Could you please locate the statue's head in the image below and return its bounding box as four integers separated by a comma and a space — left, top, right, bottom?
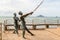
19, 11, 23, 15
14, 13, 16, 16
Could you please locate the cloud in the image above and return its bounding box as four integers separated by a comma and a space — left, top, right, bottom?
32, 0, 60, 17
0, 0, 60, 17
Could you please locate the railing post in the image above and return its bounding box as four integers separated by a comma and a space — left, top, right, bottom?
46, 25, 49, 28
57, 19, 59, 27
33, 25, 36, 30
4, 20, 7, 30
0, 23, 2, 40
5, 25, 7, 30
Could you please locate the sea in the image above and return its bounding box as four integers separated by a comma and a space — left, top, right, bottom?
0, 16, 60, 30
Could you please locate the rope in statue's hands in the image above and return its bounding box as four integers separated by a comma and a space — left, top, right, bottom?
23, 0, 44, 15
33, 0, 44, 12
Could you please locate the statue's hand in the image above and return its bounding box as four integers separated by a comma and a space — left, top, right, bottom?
30, 12, 33, 15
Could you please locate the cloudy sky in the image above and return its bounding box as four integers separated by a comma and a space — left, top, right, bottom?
0, 0, 60, 17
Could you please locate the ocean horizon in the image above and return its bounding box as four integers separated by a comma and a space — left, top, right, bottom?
0, 16, 60, 30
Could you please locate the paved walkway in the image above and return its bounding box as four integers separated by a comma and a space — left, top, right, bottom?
2, 27, 60, 40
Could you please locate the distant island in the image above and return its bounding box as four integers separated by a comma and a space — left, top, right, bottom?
37, 15, 45, 17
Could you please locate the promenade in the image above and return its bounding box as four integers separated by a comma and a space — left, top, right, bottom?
2, 27, 60, 40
